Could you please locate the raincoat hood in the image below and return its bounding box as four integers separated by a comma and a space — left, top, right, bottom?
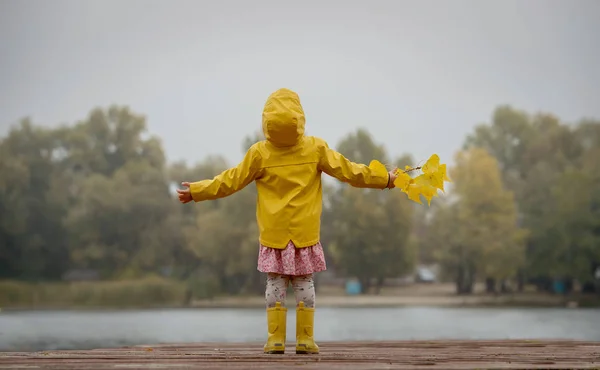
262, 88, 306, 147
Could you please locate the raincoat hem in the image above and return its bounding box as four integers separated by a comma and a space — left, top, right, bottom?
259, 237, 321, 249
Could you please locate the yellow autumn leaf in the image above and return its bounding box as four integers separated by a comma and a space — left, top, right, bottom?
420, 172, 444, 192
422, 154, 440, 174
414, 175, 439, 205
440, 164, 451, 182
406, 184, 423, 204
420, 154, 446, 191
394, 171, 413, 191
392, 154, 450, 206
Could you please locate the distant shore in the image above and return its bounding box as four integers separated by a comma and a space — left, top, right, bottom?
3, 293, 596, 311
188, 283, 599, 309
2, 280, 598, 311
189, 292, 580, 309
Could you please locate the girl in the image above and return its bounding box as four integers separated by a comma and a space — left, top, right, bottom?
177, 88, 397, 354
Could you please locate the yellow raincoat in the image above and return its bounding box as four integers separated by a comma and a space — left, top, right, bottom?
190, 88, 390, 249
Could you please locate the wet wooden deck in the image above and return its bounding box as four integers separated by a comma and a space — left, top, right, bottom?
1, 340, 599, 369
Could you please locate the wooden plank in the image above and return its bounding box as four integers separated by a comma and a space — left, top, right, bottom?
1, 340, 599, 369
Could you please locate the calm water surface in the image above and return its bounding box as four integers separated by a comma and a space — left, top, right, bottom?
1, 307, 599, 351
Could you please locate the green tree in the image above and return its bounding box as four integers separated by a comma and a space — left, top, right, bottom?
0, 120, 70, 280
432, 148, 526, 294
56, 106, 184, 278
540, 121, 600, 287
0, 106, 187, 281
327, 129, 415, 293
465, 106, 600, 292
178, 132, 264, 296
64, 161, 179, 277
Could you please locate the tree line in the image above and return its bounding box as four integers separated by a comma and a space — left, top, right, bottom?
0, 105, 598, 295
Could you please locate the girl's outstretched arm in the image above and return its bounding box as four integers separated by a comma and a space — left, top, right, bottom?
317, 138, 396, 189
178, 145, 262, 203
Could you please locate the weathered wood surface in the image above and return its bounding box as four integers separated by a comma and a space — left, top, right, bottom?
1, 340, 599, 369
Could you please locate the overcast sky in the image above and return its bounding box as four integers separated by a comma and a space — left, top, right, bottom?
1, 0, 599, 167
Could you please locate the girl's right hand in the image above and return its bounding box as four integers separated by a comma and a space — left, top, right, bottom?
177, 182, 193, 203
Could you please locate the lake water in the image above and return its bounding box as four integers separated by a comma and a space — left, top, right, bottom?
1, 307, 599, 351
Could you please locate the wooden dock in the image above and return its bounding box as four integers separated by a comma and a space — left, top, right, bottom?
1, 340, 599, 369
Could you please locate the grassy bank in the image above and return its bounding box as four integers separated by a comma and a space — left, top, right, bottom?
0, 277, 188, 309
1, 280, 598, 310
190, 283, 587, 308
190, 292, 574, 308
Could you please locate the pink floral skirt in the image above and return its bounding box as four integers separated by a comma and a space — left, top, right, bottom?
257, 240, 327, 276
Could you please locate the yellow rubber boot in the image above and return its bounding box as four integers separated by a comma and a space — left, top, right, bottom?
264, 301, 287, 354
296, 301, 319, 354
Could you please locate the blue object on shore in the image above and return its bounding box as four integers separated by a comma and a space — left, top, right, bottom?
346, 280, 361, 295
553, 280, 565, 294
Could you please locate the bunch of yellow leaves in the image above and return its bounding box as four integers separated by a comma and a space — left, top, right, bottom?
368, 154, 451, 205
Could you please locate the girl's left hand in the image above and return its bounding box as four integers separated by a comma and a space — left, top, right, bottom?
387, 170, 398, 189
177, 182, 193, 203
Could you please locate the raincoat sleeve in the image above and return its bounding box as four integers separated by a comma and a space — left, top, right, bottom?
317, 139, 389, 189
189, 146, 262, 201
